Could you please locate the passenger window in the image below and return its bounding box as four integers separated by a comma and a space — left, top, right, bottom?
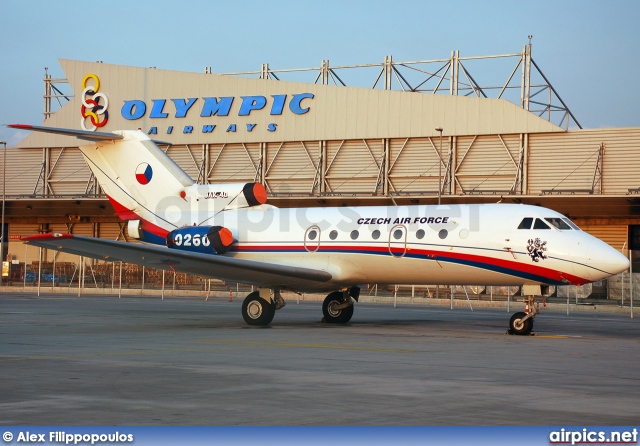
438, 229, 448, 239
533, 218, 551, 229
545, 218, 571, 230
393, 229, 403, 240
371, 230, 381, 240
350, 230, 359, 240
329, 230, 338, 240
517, 217, 533, 229
308, 229, 318, 240
416, 229, 425, 239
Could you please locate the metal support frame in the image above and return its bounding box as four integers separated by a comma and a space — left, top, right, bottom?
542, 143, 605, 195
217, 44, 580, 129
591, 143, 604, 194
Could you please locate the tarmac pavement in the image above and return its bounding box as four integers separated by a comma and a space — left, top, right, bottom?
0, 292, 638, 425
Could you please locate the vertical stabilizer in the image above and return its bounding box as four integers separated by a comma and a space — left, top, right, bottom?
80, 130, 195, 234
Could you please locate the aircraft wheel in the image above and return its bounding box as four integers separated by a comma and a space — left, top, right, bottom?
322, 291, 354, 324
242, 291, 276, 326
509, 311, 533, 336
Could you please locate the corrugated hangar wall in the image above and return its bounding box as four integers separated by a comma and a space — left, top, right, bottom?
528, 128, 640, 194
4, 127, 640, 259
578, 224, 628, 253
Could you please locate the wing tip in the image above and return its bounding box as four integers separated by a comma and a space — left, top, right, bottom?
7, 124, 34, 130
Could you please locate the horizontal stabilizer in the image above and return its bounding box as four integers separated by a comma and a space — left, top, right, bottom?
7, 124, 123, 141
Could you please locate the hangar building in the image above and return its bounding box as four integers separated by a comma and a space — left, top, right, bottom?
3, 45, 639, 295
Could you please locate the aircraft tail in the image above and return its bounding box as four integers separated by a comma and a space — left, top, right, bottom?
81, 130, 196, 233
8, 125, 268, 244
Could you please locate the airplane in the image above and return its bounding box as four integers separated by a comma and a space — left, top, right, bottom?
8, 124, 631, 335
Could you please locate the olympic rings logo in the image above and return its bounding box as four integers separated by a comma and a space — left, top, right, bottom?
80, 73, 109, 131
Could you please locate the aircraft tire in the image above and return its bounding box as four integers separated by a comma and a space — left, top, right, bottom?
509, 311, 533, 336
322, 291, 354, 324
242, 291, 276, 326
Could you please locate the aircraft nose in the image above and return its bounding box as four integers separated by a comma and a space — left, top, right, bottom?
586, 239, 630, 280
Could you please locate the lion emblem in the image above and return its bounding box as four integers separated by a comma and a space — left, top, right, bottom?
527, 238, 547, 262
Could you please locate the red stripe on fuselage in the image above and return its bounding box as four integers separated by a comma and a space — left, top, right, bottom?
231, 243, 589, 285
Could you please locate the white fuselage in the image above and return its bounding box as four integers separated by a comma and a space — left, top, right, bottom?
156, 202, 629, 292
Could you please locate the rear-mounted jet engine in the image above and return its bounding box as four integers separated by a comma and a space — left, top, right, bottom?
166, 225, 234, 255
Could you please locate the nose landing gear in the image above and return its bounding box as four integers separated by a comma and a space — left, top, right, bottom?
508, 295, 538, 335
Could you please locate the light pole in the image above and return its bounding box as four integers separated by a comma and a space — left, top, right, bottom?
433, 129, 443, 301
0, 140, 6, 286
435, 128, 443, 205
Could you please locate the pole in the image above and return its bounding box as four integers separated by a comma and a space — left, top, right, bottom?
435, 128, 443, 205
393, 285, 398, 308
118, 261, 122, 299
0, 141, 6, 288
37, 247, 42, 297
463, 285, 473, 311
78, 256, 82, 298
450, 286, 453, 310
23, 244, 27, 289
630, 250, 634, 319
162, 270, 165, 300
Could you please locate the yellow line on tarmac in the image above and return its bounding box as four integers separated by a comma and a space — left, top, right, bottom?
0, 346, 237, 363
198, 339, 420, 353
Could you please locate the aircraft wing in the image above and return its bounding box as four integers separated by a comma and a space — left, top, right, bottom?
22, 233, 332, 288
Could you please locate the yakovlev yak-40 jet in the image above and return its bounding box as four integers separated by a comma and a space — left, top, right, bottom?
9, 124, 630, 334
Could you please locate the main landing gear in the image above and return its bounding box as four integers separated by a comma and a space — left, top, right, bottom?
240, 287, 360, 326
322, 288, 360, 324
241, 289, 286, 326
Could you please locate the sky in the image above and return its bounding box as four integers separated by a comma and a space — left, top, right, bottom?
1, 0, 639, 146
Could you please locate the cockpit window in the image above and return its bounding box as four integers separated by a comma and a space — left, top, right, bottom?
563, 218, 581, 230
517, 217, 533, 229
545, 218, 572, 230
533, 218, 551, 229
